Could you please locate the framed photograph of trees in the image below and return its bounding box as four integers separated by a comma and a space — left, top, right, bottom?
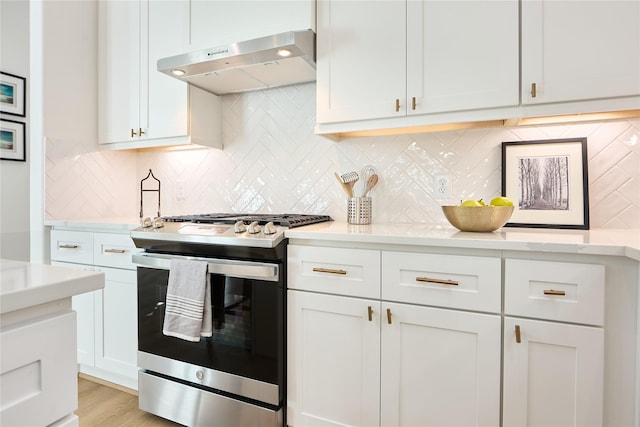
501, 138, 589, 229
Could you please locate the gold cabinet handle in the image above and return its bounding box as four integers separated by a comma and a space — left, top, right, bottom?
395, 99, 400, 112
368, 306, 373, 322
312, 267, 347, 275
139, 128, 145, 135
543, 289, 566, 296
104, 248, 126, 254
131, 128, 137, 137
58, 244, 79, 249
515, 325, 521, 343
531, 82, 537, 98
386, 308, 392, 324
416, 277, 458, 286
411, 96, 416, 110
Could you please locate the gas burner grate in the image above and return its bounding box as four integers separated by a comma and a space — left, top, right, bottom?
162, 213, 332, 228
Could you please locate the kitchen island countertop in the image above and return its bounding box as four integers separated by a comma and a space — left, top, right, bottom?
285, 222, 640, 261
0, 259, 104, 315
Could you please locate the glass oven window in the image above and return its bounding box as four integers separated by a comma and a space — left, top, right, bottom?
137, 267, 283, 385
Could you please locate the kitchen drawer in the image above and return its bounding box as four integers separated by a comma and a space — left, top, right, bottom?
287, 245, 381, 299
50, 230, 94, 265
93, 232, 141, 270
504, 259, 605, 326
382, 251, 501, 313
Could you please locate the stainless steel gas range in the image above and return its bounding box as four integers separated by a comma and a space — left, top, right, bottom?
130, 213, 331, 427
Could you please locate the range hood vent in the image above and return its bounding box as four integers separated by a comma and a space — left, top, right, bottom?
158, 30, 316, 95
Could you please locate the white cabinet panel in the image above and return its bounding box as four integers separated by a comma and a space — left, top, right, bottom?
383, 251, 501, 312
0, 312, 77, 427
287, 291, 380, 427
287, 245, 381, 299
50, 230, 93, 265
521, 0, 640, 105
505, 258, 605, 326
94, 267, 138, 381
407, 0, 518, 114
316, 0, 406, 123
503, 317, 604, 427
93, 232, 141, 270
381, 303, 501, 427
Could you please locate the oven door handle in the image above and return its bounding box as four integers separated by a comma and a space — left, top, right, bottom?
132, 252, 279, 282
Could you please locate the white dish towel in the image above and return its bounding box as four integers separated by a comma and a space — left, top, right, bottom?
163, 258, 212, 342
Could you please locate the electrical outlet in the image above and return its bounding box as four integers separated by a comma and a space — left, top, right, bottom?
433, 174, 451, 198
176, 180, 186, 200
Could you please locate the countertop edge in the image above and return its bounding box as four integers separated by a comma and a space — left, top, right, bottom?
285, 223, 640, 261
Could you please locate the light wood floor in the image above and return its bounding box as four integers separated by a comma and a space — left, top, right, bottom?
76, 375, 181, 426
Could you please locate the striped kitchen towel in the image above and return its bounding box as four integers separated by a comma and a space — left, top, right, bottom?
163, 258, 211, 341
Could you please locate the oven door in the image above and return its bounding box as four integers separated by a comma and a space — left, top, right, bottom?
133, 252, 284, 407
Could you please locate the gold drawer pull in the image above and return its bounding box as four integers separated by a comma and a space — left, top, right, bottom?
515, 325, 521, 343
59, 244, 79, 249
395, 99, 400, 112
411, 96, 416, 110
368, 306, 373, 322
531, 82, 537, 98
416, 277, 458, 286
312, 267, 347, 275
104, 248, 126, 254
543, 289, 566, 296
386, 308, 392, 325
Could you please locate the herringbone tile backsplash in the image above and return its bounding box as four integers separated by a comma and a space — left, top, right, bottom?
46, 82, 640, 229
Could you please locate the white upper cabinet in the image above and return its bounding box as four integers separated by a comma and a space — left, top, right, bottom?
316, 0, 407, 123
406, 0, 519, 115
98, 0, 221, 150
189, 0, 316, 50
521, 0, 640, 106
316, 0, 519, 124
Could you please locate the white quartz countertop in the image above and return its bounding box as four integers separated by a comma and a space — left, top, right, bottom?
45, 217, 140, 233
0, 260, 105, 315
285, 222, 640, 261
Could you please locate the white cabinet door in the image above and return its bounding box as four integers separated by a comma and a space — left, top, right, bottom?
73, 290, 96, 366
94, 266, 139, 381
503, 317, 604, 427
316, 0, 406, 123
381, 303, 501, 427
407, 0, 518, 114
521, 0, 640, 105
98, 0, 142, 144
287, 291, 380, 427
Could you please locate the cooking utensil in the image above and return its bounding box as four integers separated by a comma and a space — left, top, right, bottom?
334, 172, 353, 197
359, 165, 377, 196
339, 171, 359, 197
363, 173, 379, 196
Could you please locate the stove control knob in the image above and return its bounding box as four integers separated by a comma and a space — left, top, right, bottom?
264, 221, 277, 235
234, 221, 247, 233
152, 217, 164, 229
196, 370, 204, 381
247, 221, 261, 234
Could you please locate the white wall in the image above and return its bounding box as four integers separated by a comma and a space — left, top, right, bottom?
0, 0, 30, 261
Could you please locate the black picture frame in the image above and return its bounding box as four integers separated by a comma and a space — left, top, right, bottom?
1, 119, 26, 162
501, 138, 589, 230
0, 71, 26, 117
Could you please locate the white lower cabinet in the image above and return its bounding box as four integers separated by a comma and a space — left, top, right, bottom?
51, 228, 141, 389
380, 303, 501, 427
503, 258, 605, 427
287, 291, 381, 426
287, 245, 501, 427
503, 317, 604, 427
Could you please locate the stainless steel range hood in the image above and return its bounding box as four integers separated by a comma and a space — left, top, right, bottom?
158, 30, 315, 95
